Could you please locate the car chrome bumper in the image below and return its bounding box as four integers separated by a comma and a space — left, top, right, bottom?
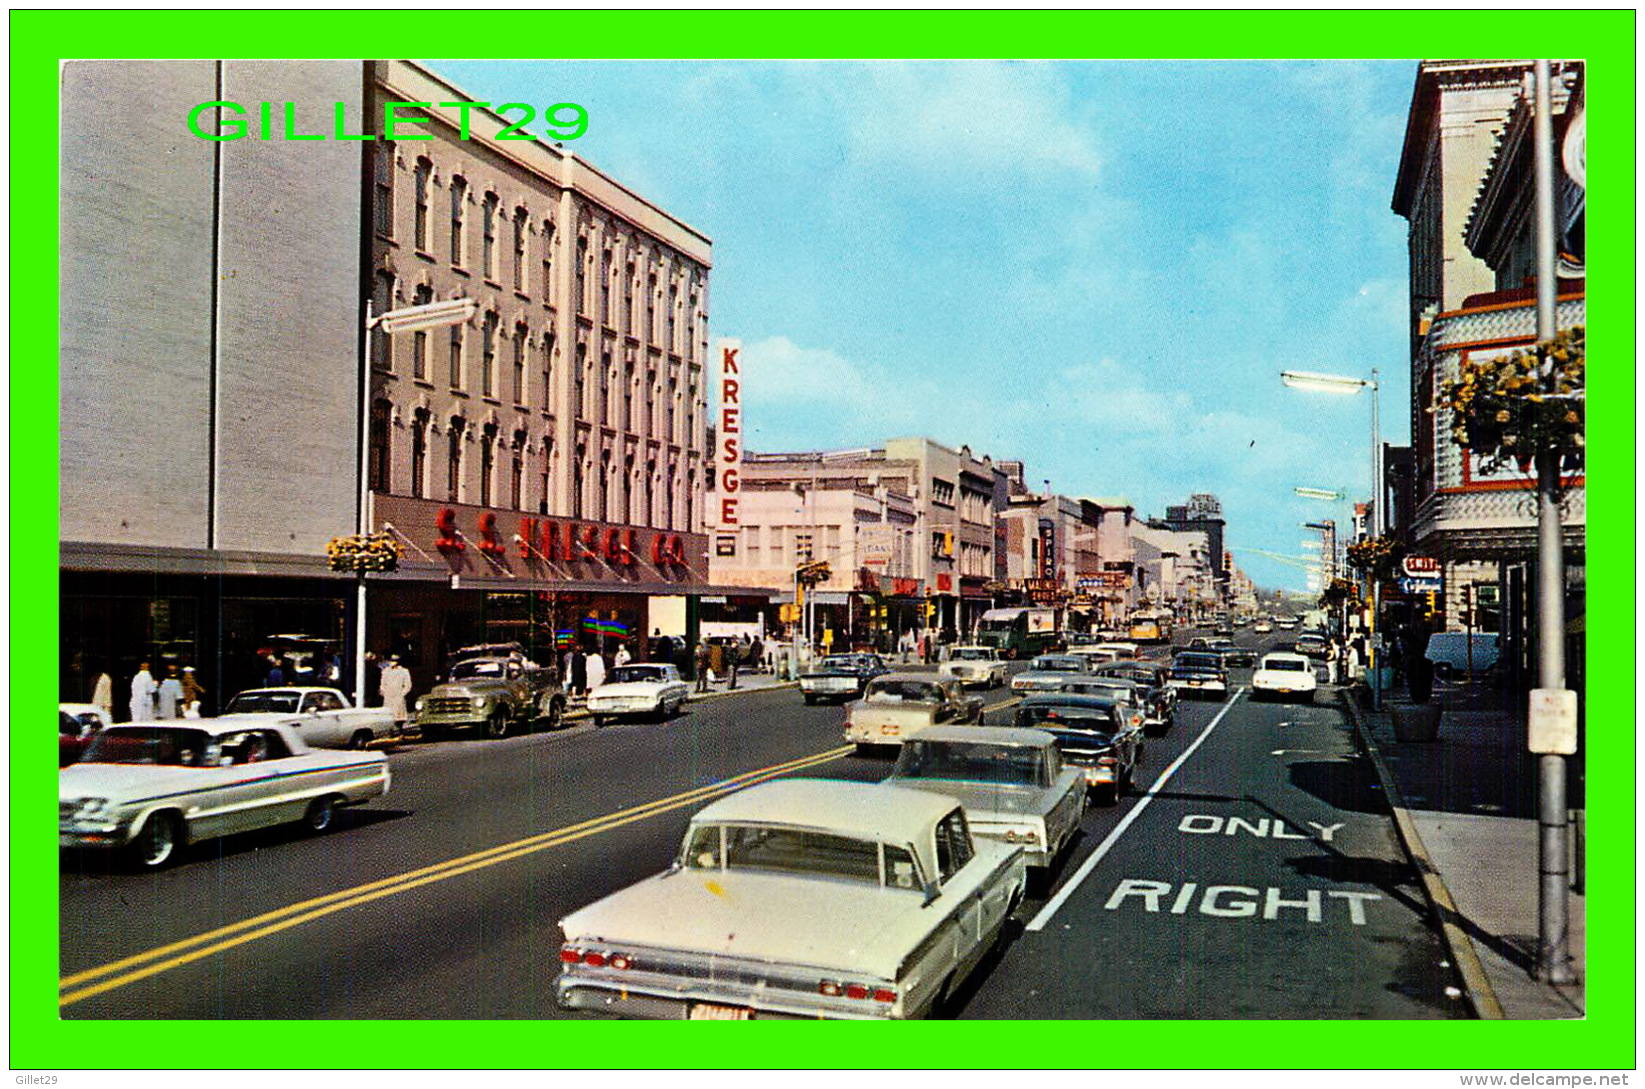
557, 979, 894, 1021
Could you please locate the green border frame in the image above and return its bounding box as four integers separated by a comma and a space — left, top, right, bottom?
12, 8, 1635, 1071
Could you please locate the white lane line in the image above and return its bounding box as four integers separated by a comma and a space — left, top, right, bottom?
1027, 687, 1246, 931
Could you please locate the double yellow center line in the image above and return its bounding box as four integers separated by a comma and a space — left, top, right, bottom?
60, 744, 852, 1008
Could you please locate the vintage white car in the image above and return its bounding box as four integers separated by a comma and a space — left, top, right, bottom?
556, 778, 1027, 1020
938, 646, 1007, 689
1251, 652, 1319, 703
221, 686, 401, 749
844, 673, 983, 751
60, 719, 391, 870
886, 726, 1086, 871
586, 664, 691, 726
1009, 653, 1094, 693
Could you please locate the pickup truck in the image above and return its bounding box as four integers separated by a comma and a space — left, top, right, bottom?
220, 687, 400, 750
843, 672, 982, 752
413, 655, 565, 740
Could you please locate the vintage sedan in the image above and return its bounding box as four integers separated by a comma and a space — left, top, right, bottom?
1055, 677, 1149, 735
800, 654, 892, 704
886, 726, 1085, 871
586, 664, 691, 725
221, 686, 400, 750
1013, 694, 1143, 804
1251, 652, 1319, 703
60, 719, 390, 870
59, 703, 112, 767
937, 646, 1007, 689
1167, 652, 1229, 699
844, 673, 983, 751
1093, 661, 1177, 735
1008, 653, 1093, 694
556, 778, 1027, 1020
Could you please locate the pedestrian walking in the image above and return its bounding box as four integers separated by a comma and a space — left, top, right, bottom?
569, 645, 588, 697
380, 655, 413, 726
694, 640, 711, 693
181, 666, 207, 717
363, 651, 383, 707
586, 648, 607, 693
614, 642, 632, 668
749, 636, 764, 673
91, 670, 114, 719
128, 661, 157, 722
156, 666, 185, 720
727, 639, 742, 690
265, 655, 286, 687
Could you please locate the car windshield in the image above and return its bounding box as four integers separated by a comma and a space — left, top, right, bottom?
82, 727, 214, 767
225, 691, 300, 714
611, 666, 666, 684
894, 741, 1048, 788
864, 679, 942, 703
1030, 656, 1084, 672
1263, 658, 1309, 672
453, 660, 505, 679
950, 648, 992, 661
683, 824, 920, 889
1017, 703, 1117, 732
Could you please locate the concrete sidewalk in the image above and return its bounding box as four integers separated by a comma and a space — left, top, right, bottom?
1341, 681, 1585, 1019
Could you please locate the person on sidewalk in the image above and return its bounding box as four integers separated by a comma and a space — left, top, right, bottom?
726, 639, 741, 690
749, 636, 764, 673
155, 666, 185, 720
614, 641, 632, 668
694, 640, 711, 693
586, 647, 606, 693
380, 655, 413, 728
181, 666, 207, 718
91, 669, 114, 719
128, 661, 157, 723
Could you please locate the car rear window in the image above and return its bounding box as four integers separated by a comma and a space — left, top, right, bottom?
1263, 658, 1309, 672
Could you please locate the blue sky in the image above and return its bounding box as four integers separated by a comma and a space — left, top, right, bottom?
429, 59, 1418, 593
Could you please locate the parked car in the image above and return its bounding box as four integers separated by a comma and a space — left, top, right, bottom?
937, 646, 1007, 689
221, 686, 400, 750
886, 726, 1085, 871
413, 654, 565, 740
1093, 661, 1177, 735
844, 673, 982, 751
1095, 641, 1140, 659
1251, 652, 1318, 703
1424, 632, 1500, 678
1012, 694, 1143, 804
1009, 653, 1092, 693
586, 664, 691, 725
556, 778, 1027, 1020
60, 720, 389, 870
801, 653, 892, 704
59, 703, 112, 767
1167, 652, 1229, 699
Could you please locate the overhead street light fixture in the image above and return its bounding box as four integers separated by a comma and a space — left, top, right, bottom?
1294, 486, 1345, 501
372, 297, 479, 335
1280, 369, 1374, 395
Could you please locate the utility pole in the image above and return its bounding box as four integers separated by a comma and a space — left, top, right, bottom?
1530, 58, 1574, 986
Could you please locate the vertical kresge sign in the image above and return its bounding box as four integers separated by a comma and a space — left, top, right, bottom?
716, 339, 743, 532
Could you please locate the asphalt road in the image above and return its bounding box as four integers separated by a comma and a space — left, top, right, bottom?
59, 628, 1465, 1019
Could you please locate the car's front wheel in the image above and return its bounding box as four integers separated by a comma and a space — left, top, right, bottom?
303, 795, 340, 834
127, 811, 183, 870
483, 710, 512, 740
348, 730, 374, 751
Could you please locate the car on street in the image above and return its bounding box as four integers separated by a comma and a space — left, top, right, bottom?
221, 686, 400, 750
1251, 652, 1319, 703
1092, 660, 1177, 735
1009, 653, 1092, 693
937, 646, 1007, 689
60, 719, 390, 870
844, 673, 982, 751
886, 726, 1085, 872
1252, 620, 1274, 634
1054, 677, 1149, 734
1293, 633, 1332, 661
586, 663, 691, 725
413, 653, 565, 740
1167, 652, 1229, 699
1094, 641, 1140, 659
801, 653, 892, 703
59, 703, 112, 767
555, 778, 1028, 1020
1206, 640, 1258, 668
1012, 694, 1144, 804
1275, 617, 1300, 630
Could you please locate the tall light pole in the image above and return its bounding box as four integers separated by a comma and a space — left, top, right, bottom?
1283, 368, 1384, 708
356, 296, 476, 707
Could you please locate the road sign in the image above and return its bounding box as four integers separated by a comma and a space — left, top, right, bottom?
1398, 576, 1441, 594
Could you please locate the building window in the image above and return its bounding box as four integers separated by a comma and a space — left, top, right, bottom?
645, 460, 657, 527
448, 321, 464, 389
666, 466, 676, 528
371, 272, 395, 370
600, 450, 612, 521
574, 343, 587, 419
410, 409, 429, 499
411, 284, 432, 380
599, 351, 611, 426
687, 291, 698, 362
511, 431, 526, 510
600, 248, 613, 324
573, 446, 586, 518
685, 470, 694, 531
576, 236, 589, 315
646, 368, 657, 434
369, 400, 391, 491
480, 311, 499, 397
447, 420, 464, 502
623, 455, 635, 522
512, 208, 528, 292
795, 532, 814, 563
541, 332, 555, 410
413, 158, 432, 251
623, 359, 635, 432
624, 261, 635, 333
481, 193, 499, 280
646, 272, 658, 343
449, 176, 467, 266
539, 441, 553, 515
542, 220, 555, 305
374, 148, 394, 239
668, 377, 678, 443
480, 424, 497, 508
667, 283, 678, 353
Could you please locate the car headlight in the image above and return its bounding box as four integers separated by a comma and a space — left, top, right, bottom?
471, 696, 489, 710
414, 697, 426, 712
73, 797, 110, 820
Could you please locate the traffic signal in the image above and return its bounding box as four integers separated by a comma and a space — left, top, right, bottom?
1424, 590, 1438, 620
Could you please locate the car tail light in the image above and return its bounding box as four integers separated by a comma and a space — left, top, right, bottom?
844, 983, 869, 1000
582, 951, 607, 967
821, 980, 896, 1003
872, 988, 896, 1003
819, 980, 842, 997
560, 946, 581, 963
607, 953, 632, 970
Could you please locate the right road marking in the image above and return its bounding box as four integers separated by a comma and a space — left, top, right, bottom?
1027, 688, 1245, 931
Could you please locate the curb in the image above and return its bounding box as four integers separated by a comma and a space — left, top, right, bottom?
1337, 690, 1506, 1020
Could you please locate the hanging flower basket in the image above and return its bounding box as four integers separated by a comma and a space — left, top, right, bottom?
1319, 577, 1360, 608
327, 532, 401, 573
1345, 536, 1405, 582
1434, 326, 1585, 474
